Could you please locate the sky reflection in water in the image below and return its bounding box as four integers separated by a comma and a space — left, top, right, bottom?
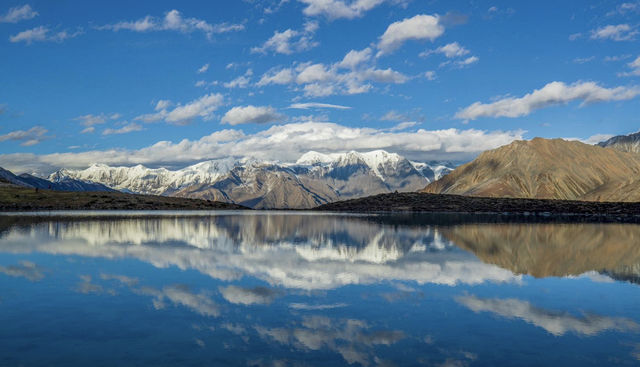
0, 212, 639, 366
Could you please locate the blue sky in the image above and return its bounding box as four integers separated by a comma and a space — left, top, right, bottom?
0, 0, 639, 173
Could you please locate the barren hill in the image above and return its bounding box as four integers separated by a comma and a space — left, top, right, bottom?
423, 138, 640, 202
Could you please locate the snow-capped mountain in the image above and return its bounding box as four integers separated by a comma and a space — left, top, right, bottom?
52, 150, 456, 209
0, 166, 113, 192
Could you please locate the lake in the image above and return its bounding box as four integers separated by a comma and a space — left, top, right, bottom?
0, 211, 639, 366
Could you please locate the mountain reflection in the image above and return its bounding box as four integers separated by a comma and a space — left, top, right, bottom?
441, 223, 640, 282
0, 214, 517, 289
2, 215, 640, 288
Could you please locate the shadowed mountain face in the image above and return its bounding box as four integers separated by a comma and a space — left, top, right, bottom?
441, 223, 640, 281
423, 138, 640, 202
598, 131, 640, 154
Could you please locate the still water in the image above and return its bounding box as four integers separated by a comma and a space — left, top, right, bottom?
0, 211, 639, 366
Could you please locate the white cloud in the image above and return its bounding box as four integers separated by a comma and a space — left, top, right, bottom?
0, 4, 38, 23
219, 285, 280, 305
98, 9, 244, 40
298, 0, 386, 19
155, 100, 171, 111
197, 63, 209, 73
0, 121, 524, 173
0, 126, 48, 146
454, 55, 478, 67
424, 71, 436, 80
102, 123, 143, 135
458, 295, 639, 336
74, 113, 120, 127
338, 47, 372, 69
590, 24, 638, 41
251, 21, 318, 55
136, 93, 224, 124
221, 105, 283, 125
456, 81, 640, 120
257, 58, 408, 97
568, 32, 582, 41
224, 69, 253, 88
380, 110, 408, 121
421, 42, 469, 58
257, 68, 296, 86
289, 102, 351, 109
9, 26, 82, 44
620, 56, 640, 76
573, 56, 595, 64
578, 133, 615, 145
377, 14, 444, 56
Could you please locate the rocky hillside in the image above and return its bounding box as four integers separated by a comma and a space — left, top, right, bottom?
422, 138, 640, 202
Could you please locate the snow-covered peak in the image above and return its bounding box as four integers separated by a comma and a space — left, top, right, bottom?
296, 151, 336, 165
358, 150, 403, 169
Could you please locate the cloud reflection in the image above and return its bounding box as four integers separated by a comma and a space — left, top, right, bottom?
457, 295, 639, 336
0, 260, 45, 281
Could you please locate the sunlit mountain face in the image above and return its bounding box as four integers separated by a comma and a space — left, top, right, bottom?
1, 213, 639, 366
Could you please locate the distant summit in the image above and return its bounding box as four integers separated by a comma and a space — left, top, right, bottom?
423, 138, 640, 202
598, 131, 640, 154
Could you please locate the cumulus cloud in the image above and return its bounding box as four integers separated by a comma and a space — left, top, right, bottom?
98, 9, 244, 39
298, 0, 386, 19
9, 26, 82, 44
102, 123, 143, 135
0, 4, 38, 23
455, 81, 640, 120
0, 126, 48, 146
221, 105, 283, 125
590, 24, 638, 41
0, 261, 44, 281
251, 21, 318, 54
458, 295, 639, 336
0, 121, 523, 174
377, 14, 445, 56
136, 93, 224, 124
219, 285, 281, 305
289, 102, 351, 109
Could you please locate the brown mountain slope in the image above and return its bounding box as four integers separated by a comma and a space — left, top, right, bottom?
423, 138, 640, 202
441, 224, 640, 278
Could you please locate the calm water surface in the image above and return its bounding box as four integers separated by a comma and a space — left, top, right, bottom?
0, 211, 639, 366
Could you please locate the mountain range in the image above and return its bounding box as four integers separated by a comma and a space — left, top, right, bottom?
423, 137, 640, 202
51, 150, 455, 209
0, 167, 114, 192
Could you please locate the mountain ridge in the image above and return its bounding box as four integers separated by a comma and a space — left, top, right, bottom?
52, 150, 455, 209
